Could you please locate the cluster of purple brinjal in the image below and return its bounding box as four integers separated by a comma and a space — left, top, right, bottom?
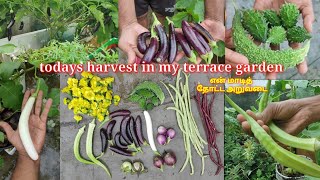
137, 13, 218, 64
100, 109, 148, 156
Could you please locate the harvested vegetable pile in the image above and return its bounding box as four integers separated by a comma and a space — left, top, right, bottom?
62, 72, 120, 122
162, 69, 207, 175
232, 3, 311, 68
138, 13, 224, 64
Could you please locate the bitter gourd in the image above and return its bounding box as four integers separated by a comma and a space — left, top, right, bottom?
280, 3, 299, 29
267, 26, 286, 45
242, 10, 268, 42
233, 10, 310, 68
287, 26, 312, 43
264, 10, 281, 27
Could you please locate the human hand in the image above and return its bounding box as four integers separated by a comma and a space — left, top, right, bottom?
118, 22, 149, 64
225, 29, 249, 67
175, 19, 226, 64
0, 90, 52, 159
253, 0, 314, 79
237, 97, 320, 136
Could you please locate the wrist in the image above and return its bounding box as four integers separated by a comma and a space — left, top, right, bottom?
18, 154, 40, 167
119, 18, 138, 32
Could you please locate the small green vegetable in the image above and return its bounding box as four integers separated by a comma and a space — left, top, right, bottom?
287, 26, 312, 43
280, 3, 299, 29
264, 10, 281, 27
74, 125, 94, 165
232, 10, 310, 68
267, 26, 286, 45
86, 119, 112, 177
242, 10, 268, 42
121, 161, 133, 174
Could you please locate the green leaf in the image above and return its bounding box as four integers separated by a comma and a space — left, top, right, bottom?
146, 103, 154, 111
172, 12, 188, 28
293, 80, 309, 88
88, 5, 105, 33
48, 108, 59, 117
138, 98, 146, 110
0, 44, 16, 54
136, 89, 154, 99
128, 94, 141, 103
151, 96, 160, 106
0, 61, 21, 80
302, 122, 320, 138
38, 78, 49, 98
48, 88, 60, 107
296, 87, 314, 99
0, 81, 23, 111
212, 40, 225, 57
175, 0, 194, 9
192, 1, 204, 22
0, 131, 5, 143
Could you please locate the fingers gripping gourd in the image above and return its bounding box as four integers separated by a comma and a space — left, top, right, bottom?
232, 10, 310, 68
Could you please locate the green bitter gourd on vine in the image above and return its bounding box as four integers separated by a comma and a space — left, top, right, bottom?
232, 10, 310, 68
267, 26, 286, 45
242, 10, 269, 42
279, 3, 299, 29
264, 10, 281, 27
287, 26, 312, 43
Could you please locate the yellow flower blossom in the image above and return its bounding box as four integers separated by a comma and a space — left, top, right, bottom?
113, 95, 120, 106
61, 87, 70, 93
72, 87, 81, 97
74, 115, 82, 122
81, 71, 93, 79
79, 78, 88, 87
67, 78, 78, 87
95, 94, 104, 101
83, 89, 95, 101
63, 98, 70, 105
105, 91, 112, 100
97, 113, 105, 122
100, 77, 114, 86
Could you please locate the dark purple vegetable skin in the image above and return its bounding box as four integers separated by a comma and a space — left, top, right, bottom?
142, 37, 159, 63
153, 155, 164, 171
182, 20, 207, 56
126, 117, 134, 143
135, 115, 148, 145
114, 132, 128, 149
110, 146, 136, 156
128, 117, 140, 147
191, 23, 214, 42
193, 29, 211, 52
110, 109, 131, 118
175, 32, 192, 58
167, 19, 177, 64
152, 13, 169, 63
100, 129, 108, 153
163, 151, 177, 167
104, 120, 116, 140
137, 32, 151, 54
120, 116, 133, 144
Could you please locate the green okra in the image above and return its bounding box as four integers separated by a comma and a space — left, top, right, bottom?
226, 95, 320, 177
74, 125, 94, 165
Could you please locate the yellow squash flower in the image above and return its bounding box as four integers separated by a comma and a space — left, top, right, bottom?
74, 115, 82, 122
113, 95, 121, 106
81, 71, 93, 79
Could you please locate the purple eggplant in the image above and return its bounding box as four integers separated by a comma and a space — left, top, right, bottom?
191, 23, 214, 42
135, 115, 148, 145
193, 29, 211, 52
142, 36, 159, 63
129, 116, 140, 147
110, 109, 131, 118
114, 132, 128, 149
120, 135, 129, 146
182, 21, 207, 55
152, 13, 169, 63
110, 146, 136, 156
167, 17, 177, 64
126, 117, 134, 143
100, 129, 108, 153
137, 32, 151, 54
120, 116, 133, 144
175, 32, 197, 63
104, 120, 116, 140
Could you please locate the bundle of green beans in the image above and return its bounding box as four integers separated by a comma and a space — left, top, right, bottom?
162, 69, 207, 175
225, 81, 320, 177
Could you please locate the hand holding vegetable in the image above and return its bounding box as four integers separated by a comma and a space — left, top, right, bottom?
0, 90, 52, 159
118, 22, 149, 64
253, 0, 314, 78
237, 96, 320, 135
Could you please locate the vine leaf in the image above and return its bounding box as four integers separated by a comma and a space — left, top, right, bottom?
0, 81, 23, 111
38, 78, 49, 98
0, 44, 16, 54
0, 61, 21, 80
